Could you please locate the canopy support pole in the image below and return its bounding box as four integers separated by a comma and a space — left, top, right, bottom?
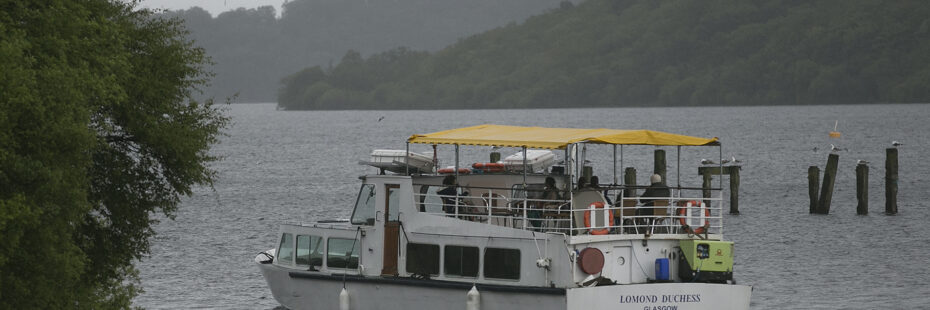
455, 144, 461, 218
405, 142, 410, 176
565, 146, 573, 189
613, 145, 618, 185
676, 146, 681, 188
620, 145, 624, 182
522, 146, 528, 230
718, 145, 723, 192
581, 144, 587, 181
718, 143, 724, 235
568, 143, 576, 234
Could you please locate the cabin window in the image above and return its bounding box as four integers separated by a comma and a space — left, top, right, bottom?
484, 248, 520, 280
276, 233, 294, 265
351, 184, 376, 225
444, 245, 478, 278
296, 235, 323, 269
386, 185, 400, 221
327, 238, 360, 269
406, 243, 439, 275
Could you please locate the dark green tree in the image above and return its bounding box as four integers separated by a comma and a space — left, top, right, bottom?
0, 0, 227, 308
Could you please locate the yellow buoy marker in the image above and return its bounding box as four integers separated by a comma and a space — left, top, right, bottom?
829, 120, 841, 138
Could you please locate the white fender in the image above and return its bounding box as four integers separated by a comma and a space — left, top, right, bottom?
466, 285, 480, 310
339, 287, 349, 310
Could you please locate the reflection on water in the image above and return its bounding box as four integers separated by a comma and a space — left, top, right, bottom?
135, 103, 930, 309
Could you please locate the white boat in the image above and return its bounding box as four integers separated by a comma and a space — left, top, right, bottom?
360, 149, 435, 174
502, 149, 557, 172
256, 124, 751, 310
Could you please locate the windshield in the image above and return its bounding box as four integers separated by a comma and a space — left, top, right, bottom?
350, 184, 376, 225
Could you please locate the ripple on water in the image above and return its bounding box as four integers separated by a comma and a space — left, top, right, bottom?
135, 103, 930, 309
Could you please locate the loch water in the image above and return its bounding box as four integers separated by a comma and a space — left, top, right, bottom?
133, 103, 930, 309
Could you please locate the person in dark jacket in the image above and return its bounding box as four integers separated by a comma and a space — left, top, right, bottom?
636, 174, 670, 229
437, 175, 466, 214
639, 174, 670, 213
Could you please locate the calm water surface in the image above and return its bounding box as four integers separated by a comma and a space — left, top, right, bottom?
134, 103, 930, 309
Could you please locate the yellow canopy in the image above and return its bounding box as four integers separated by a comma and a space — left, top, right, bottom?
408, 124, 718, 149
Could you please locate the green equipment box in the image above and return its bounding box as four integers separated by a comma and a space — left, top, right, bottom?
678, 240, 734, 283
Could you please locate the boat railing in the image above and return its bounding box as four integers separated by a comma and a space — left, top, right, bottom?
413, 185, 725, 236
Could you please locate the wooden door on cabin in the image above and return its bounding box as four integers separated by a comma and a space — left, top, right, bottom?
382, 184, 400, 275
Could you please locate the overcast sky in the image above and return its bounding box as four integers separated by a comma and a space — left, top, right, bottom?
139, 0, 286, 16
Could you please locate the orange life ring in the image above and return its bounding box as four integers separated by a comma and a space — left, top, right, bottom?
583, 202, 614, 235
472, 162, 505, 172
678, 200, 710, 234
437, 167, 471, 174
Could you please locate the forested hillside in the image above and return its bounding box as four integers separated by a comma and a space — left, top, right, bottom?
165, 0, 578, 101
278, 0, 930, 110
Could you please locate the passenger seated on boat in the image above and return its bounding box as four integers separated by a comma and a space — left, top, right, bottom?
588, 176, 612, 205
526, 177, 563, 227
575, 176, 586, 189
587, 176, 599, 189
437, 175, 468, 214
541, 177, 562, 207
637, 174, 670, 228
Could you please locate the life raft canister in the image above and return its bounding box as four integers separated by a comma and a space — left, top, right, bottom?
583, 202, 614, 235
678, 200, 710, 234
472, 162, 505, 173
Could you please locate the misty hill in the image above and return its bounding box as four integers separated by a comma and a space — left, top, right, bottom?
277, 0, 930, 110
165, 0, 579, 102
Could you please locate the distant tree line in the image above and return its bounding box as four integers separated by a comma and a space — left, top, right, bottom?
164, 0, 578, 102
278, 0, 930, 110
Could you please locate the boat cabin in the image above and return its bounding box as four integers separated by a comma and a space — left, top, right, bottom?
268, 125, 734, 290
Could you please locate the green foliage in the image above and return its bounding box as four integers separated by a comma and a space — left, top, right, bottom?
0, 0, 226, 308
278, 48, 430, 109
278, 0, 930, 109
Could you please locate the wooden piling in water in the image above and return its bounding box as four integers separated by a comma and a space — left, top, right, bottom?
623, 167, 637, 198
697, 166, 740, 214
885, 148, 898, 215
729, 167, 740, 215
654, 149, 666, 184
489, 152, 501, 163
817, 153, 839, 214
856, 163, 868, 215
582, 166, 593, 184
808, 166, 820, 214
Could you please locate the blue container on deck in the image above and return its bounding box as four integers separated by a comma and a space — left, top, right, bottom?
655, 258, 670, 281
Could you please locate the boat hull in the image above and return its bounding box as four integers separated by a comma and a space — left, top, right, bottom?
257, 260, 750, 310
567, 282, 751, 310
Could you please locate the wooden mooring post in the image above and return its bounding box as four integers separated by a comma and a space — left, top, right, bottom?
623, 167, 637, 198
728, 167, 740, 215
817, 153, 839, 214
856, 163, 868, 215
702, 172, 713, 209
582, 166, 594, 184
808, 166, 820, 214
490, 152, 501, 163
654, 149, 666, 185
885, 148, 898, 215
697, 166, 741, 215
